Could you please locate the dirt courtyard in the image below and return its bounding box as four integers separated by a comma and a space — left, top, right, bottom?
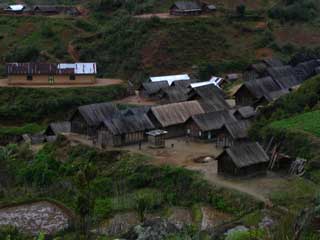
65, 134, 289, 204
0, 78, 124, 88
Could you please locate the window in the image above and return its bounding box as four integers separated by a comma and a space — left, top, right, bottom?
69, 74, 76, 80
27, 75, 33, 81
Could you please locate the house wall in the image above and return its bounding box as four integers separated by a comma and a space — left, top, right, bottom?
235, 87, 256, 106
70, 112, 93, 136
8, 74, 96, 85
164, 124, 186, 138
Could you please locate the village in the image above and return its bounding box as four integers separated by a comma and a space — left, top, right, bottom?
0, 0, 320, 239
4, 55, 319, 183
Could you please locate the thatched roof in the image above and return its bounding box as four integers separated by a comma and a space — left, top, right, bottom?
121, 106, 151, 116
189, 84, 229, 111
263, 58, 284, 67
233, 106, 256, 119
235, 76, 282, 101
190, 110, 237, 131
141, 81, 169, 95
150, 100, 205, 127
160, 86, 190, 103
294, 60, 320, 81
45, 121, 71, 136
224, 120, 251, 139
267, 66, 301, 89
74, 103, 119, 127
102, 114, 154, 135
218, 142, 269, 168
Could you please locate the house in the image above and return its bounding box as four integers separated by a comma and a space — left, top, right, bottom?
121, 106, 151, 117
148, 100, 205, 138
188, 84, 230, 111
185, 110, 237, 141
244, 58, 283, 81
6, 62, 97, 85
146, 129, 168, 148
222, 120, 251, 147
267, 66, 301, 89
97, 114, 154, 147
33, 5, 60, 14
139, 81, 169, 98
70, 103, 119, 137
45, 121, 71, 141
232, 106, 256, 120
216, 142, 269, 177
233, 76, 285, 106
170, 1, 202, 15
294, 60, 320, 82
149, 74, 190, 86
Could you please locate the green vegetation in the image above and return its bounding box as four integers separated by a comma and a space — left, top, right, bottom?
0, 123, 44, 136
0, 85, 127, 123
0, 137, 259, 238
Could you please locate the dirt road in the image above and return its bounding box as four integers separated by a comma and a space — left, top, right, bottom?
0, 78, 124, 88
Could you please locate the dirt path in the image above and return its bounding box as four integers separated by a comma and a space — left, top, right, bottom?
114, 95, 158, 106
134, 13, 213, 19
0, 78, 124, 88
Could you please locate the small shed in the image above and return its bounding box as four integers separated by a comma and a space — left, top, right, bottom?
146, 130, 168, 148
170, 1, 202, 15
45, 121, 71, 141
217, 142, 269, 177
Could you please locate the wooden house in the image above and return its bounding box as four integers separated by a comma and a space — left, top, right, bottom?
221, 120, 251, 147
185, 110, 236, 142
233, 76, 285, 106
188, 84, 229, 111
148, 100, 205, 138
97, 114, 154, 147
159, 86, 190, 103
139, 81, 169, 98
6, 62, 97, 85
244, 58, 283, 81
217, 142, 269, 177
294, 60, 320, 81
266, 66, 301, 89
70, 103, 119, 137
45, 121, 71, 141
146, 129, 168, 148
170, 1, 202, 15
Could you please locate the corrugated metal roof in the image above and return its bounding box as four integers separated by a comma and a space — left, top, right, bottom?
150, 74, 190, 86
190, 77, 223, 89
8, 4, 25, 11
58, 63, 97, 75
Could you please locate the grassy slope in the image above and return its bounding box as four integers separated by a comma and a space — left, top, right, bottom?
269, 110, 320, 138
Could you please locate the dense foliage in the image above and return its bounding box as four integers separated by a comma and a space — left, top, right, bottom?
0, 85, 127, 123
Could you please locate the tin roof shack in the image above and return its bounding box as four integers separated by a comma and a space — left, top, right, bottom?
4, 4, 25, 14
233, 77, 287, 107
146, 130, 168, 148
6, 62, 97, 85
70, 103, 119, 137
97, 115, 154, 147
232, 106, 256, 120
148, 100, 205, 138
185, 110, 237, 142
217, 142, 269, 177
170, 1, 202, 15
45, 121, 71, 142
